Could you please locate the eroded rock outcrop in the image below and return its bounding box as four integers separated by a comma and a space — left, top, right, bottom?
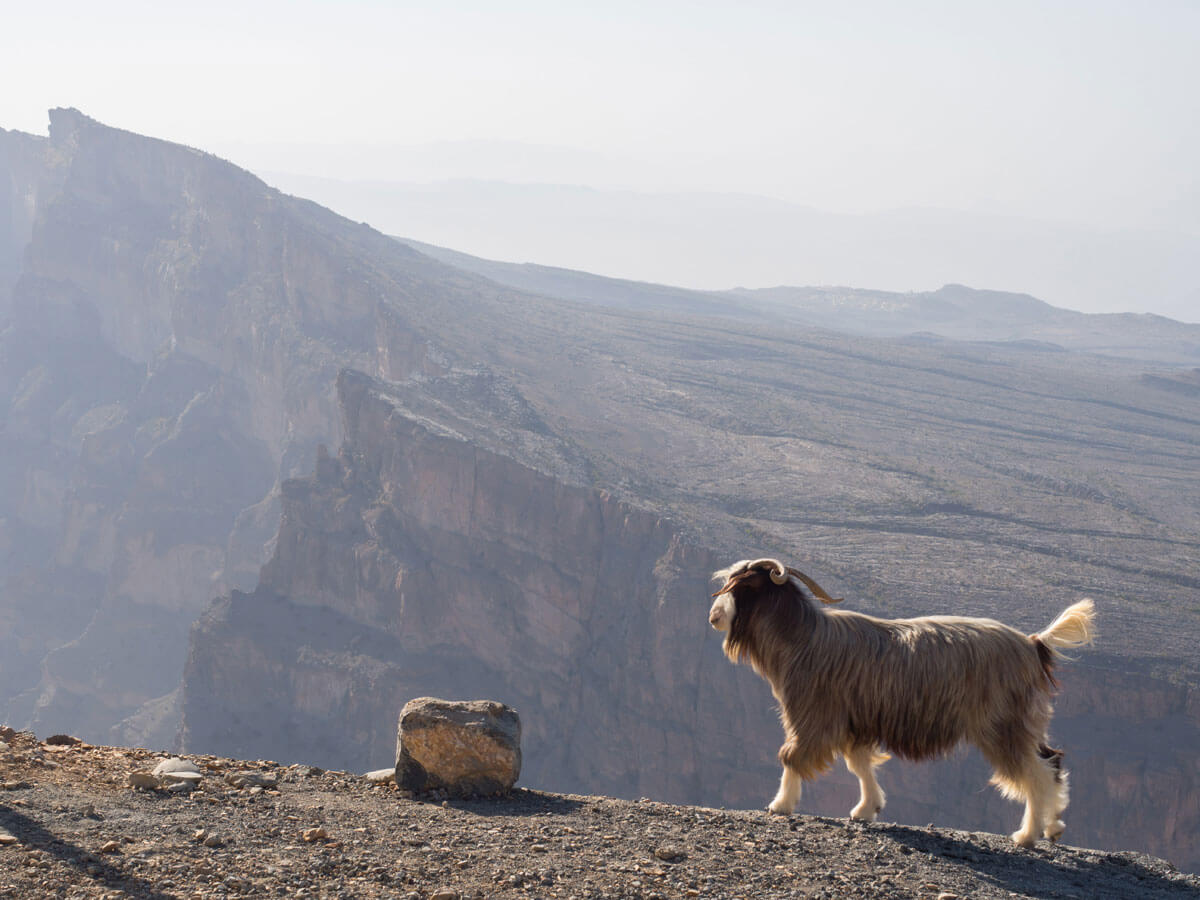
181, 370, 731, 805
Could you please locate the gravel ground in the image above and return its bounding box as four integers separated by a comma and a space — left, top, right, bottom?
2, 730, 1196, 899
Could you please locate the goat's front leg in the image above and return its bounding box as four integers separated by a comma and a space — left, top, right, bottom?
844, 746, 888, 822
768, 764, 802, 815
770, 735, 817, 815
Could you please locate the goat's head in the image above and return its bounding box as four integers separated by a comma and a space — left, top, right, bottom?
709, 558, 843, 632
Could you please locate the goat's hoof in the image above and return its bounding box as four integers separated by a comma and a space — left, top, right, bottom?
850, 806, 880, 823
767, 801, 794, 816
1044, 821, 1065, 843
1011, 830, 1038, 849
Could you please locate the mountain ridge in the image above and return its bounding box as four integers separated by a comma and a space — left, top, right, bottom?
397, 237, 1200, 364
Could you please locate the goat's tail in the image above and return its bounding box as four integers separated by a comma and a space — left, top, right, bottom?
1036, 599, 1096, 656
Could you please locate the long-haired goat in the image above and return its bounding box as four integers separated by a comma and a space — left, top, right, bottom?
708, 558, 1095, 847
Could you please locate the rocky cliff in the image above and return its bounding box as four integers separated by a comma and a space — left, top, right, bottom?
0, 109, 507, 746
3, 110, 1199, 872
181, 369, 1200, 871
183, 369, 734, 804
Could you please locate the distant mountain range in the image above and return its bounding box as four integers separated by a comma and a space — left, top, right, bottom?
261, 172, 1200, 323
400, 237, 1200, 364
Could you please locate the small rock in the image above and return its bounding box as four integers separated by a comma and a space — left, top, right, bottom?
159, 771, 202, 787
202, 834, 223, 848
152, 758, 201, 777
654, 846, 687, 863
302, 827, 329, 842
430, 891, 460, 900
44, 734, 82, 746
0, 832, 17, 846
364, 768, 395, 784
128, 773, 160, 790
166, 781, 195, 793
99, 841, 120, 854
1, 781, 29, 791
225, 771, 277, 789
936, 894, 959, 900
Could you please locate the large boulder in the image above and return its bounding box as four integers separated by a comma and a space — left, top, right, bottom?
394, 698, 521, 797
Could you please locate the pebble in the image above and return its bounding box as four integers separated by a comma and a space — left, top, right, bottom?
99, 841, 120, 853
364, 768, 395, 784
44, 734, 82, 746
226, 771, 278, 789
0, 831, 17, 845
128, 773, 160, 790
303, 827, 329, 842
430, 891, 460, 900
153, 758, 202, 777
654, 846, 687, 862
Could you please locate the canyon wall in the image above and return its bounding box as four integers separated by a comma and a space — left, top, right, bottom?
182, 371, 1200, 870
182, 370, 735, 803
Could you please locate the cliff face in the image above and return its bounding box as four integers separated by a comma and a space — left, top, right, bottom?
180, 371, 1200, 871
0, 110, 474, 744
183, 370, 741, 803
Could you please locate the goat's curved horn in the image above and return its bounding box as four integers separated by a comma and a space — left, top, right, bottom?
787, 568, 844, 604
745, 558, 789, 585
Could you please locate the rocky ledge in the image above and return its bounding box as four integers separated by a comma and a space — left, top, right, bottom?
0, 730, 1195, 899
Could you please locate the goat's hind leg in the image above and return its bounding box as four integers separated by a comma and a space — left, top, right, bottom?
768, 765, 802, 815
1038, 743, 1069, 842
844, 746, 889, 822
988, 744, 1062, 848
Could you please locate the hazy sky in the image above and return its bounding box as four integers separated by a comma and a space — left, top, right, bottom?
3, 2, 1197, 310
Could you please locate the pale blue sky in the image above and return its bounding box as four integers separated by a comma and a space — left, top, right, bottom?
3, 1, 1197, 312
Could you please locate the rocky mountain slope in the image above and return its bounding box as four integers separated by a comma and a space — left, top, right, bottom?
3, 110, 1198, 871
2, 728, 1197, 899
0, 108, 517, 745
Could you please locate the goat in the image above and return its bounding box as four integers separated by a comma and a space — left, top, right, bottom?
708, 558, 1095, 847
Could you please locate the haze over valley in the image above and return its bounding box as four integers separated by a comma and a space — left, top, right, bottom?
269, 173, 1200, 324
